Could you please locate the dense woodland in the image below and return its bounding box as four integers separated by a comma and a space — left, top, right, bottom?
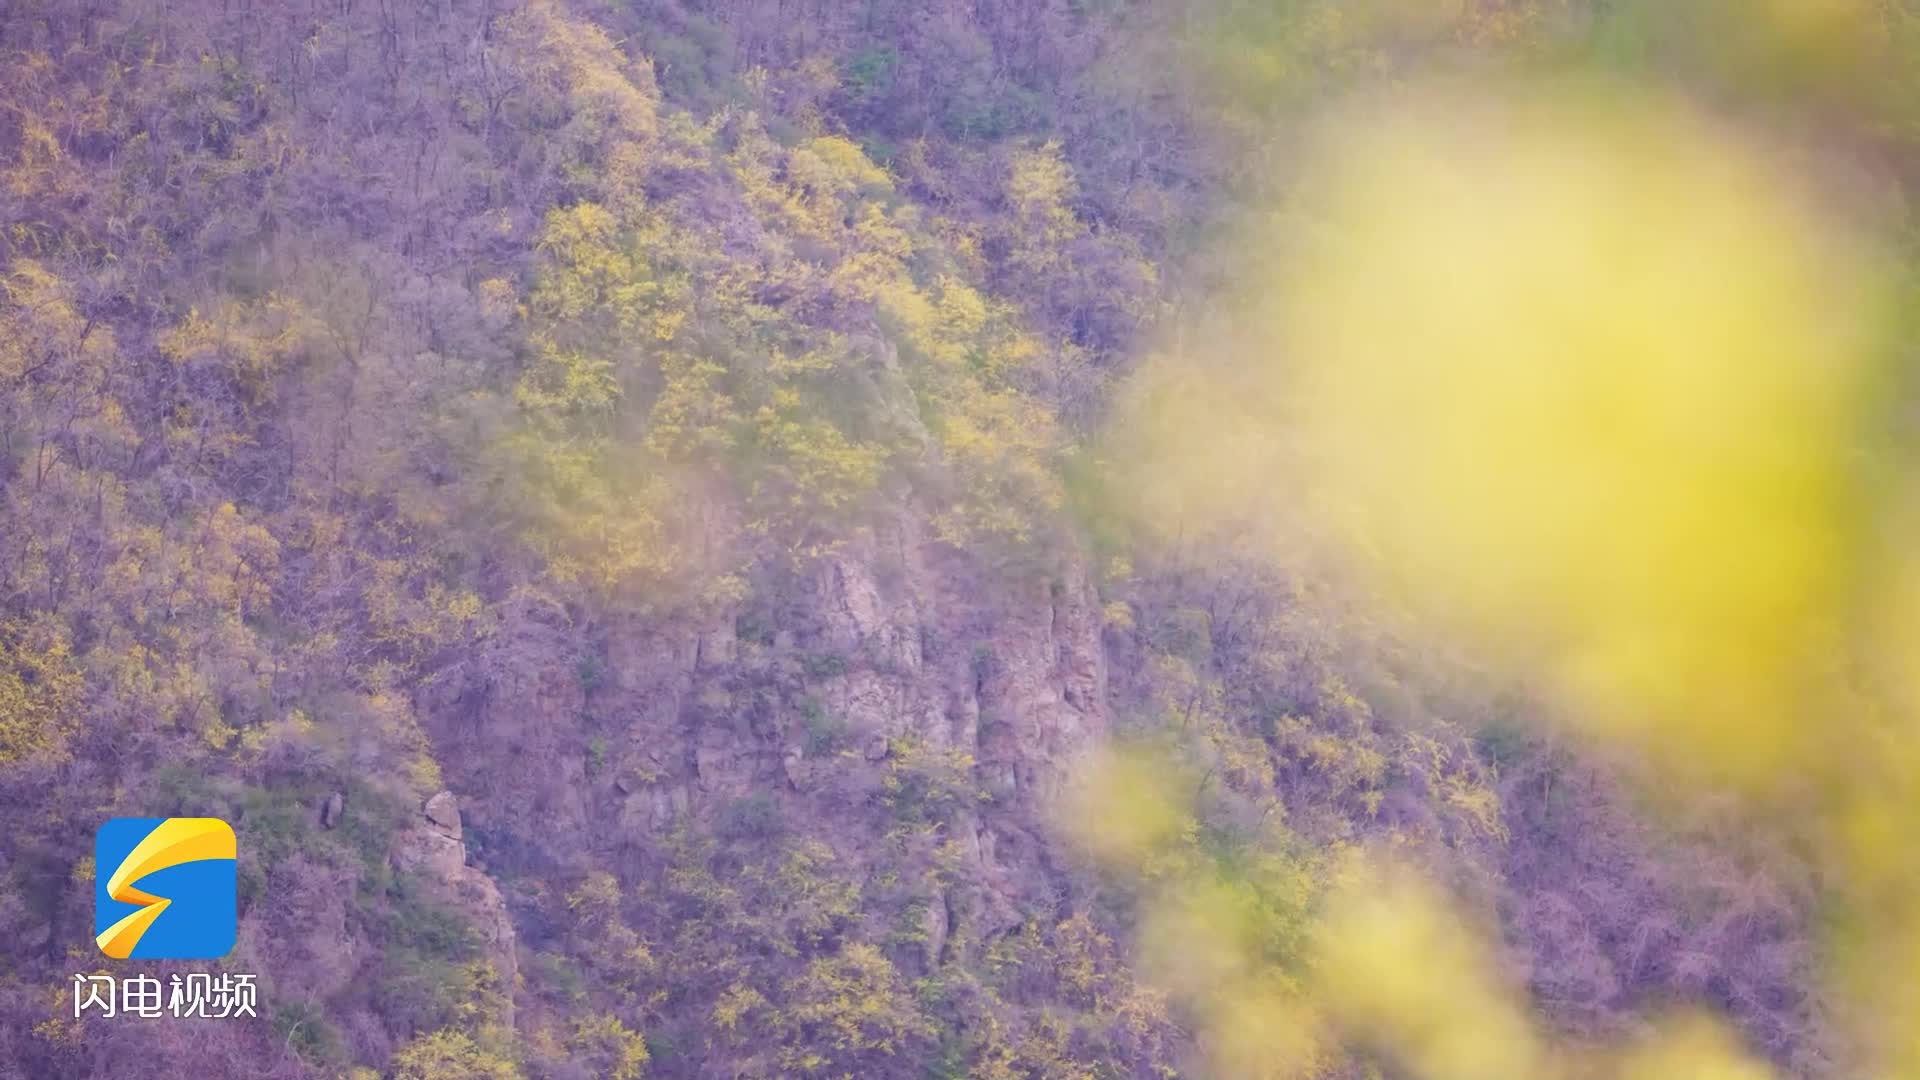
3, 2, 1919, 1079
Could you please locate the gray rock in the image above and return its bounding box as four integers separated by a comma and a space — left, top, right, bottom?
647, 785, 692, 830
392, 827, 466, 878
423, 791, 461, 838
923, 892, 950, 969
694, 731, 756, 795
864, 733, 891, 762
982, 761, 1019, 802
320, 791, 344, 830
387, 824, 515, 1032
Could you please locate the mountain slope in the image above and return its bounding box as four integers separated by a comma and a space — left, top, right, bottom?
0, 2, 1845, 1078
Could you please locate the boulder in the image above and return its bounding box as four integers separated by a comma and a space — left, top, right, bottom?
423, 791, 461, 838
642, 784, 691, 830
783, 745, 808, 790
981, 761, 1019, 802
392, 826, 466, 878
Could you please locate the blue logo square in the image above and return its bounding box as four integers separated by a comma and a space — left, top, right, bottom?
94, 817, 237, 960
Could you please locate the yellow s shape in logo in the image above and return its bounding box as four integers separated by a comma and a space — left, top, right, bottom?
94, 818, 236, 959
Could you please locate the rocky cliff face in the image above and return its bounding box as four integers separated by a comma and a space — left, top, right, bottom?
414, 504, 1111, 948
392, 792, 518, 1032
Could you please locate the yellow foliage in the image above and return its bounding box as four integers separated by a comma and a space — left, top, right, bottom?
478, 277, 518, 323
1, 262, 135, 474
1, 262, 102, 377
1004, 140, 1083, 277
1313, 857, 1547, 1080
497, 416, 681, 596
749, 390, 886, 523
567, 869, 622, 924
515, 330, 616, 409
712, 983, 768, 1034
645, 354, 738, 460
1281, 86, 1889, 792
391, 1028, 521, 1080
782, 941, 933, 1064
930, 387, 1063, 550
524, 203, 690, 399
570, 1012, 650, 1080
1108, 53, 1920, 1080
790, 135, 892, 200
496, 0, 658, 205
1051, 912, 1111, 1000
1060, 748, 1328, 1080
157, 294, 312, 403
1127, 81, 1898, 791
0, 617, 82, 768
1006, 140, 1075, 215
1059, 746, 1198, 877
1614, 1015, 1777, 1080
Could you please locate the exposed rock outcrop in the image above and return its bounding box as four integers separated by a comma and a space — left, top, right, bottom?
392, 789, 517, 1030
424, 790, 462, 837
409, 508, 1114, 1009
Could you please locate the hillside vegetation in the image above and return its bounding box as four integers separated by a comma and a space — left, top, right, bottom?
4, 2, 1919, 1079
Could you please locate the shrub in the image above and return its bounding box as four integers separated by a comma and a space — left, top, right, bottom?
802, 699, 851, 755
391, 1028, 520, 1080
717, 793, 786, 842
